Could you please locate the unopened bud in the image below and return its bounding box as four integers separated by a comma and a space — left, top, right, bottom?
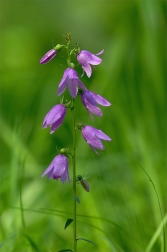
55, 44, 63, 51
60, 148, 69, 155
40, 49, 57, 64
81, 179, 90, 192
76, 175, 90, 192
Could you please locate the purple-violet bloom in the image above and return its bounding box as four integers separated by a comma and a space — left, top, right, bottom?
82, 125, 111, 154
80, 89, 111, 119
43, 104, 66, 133
42, 154, 70, 183
57, 68, 86, 98
40, 49, 57, 64
77, 50, 104, 78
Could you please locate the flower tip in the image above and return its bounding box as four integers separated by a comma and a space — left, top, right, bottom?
96, 49, 104, 56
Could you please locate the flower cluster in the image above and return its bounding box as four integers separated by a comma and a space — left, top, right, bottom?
40, 37, 111, 183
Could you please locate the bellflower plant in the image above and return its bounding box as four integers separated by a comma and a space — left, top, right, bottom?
77, 49, 104, 77
42, 154, 70, 183
79, 89, 111, 119
40, 44, 63, 64
40, 49, 57, 64
79, 124, 111, 154
40, 32, 111, 252
57, 68, 86, 98
43, 104, 66, 133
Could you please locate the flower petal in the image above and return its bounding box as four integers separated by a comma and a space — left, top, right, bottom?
50, 116, 64, 133
82, 91, 97, 106
57, 68, 86, 97
95, 49, 104, 56
41, 157, 56, 177
52, 155, 69, 183
67, 78, 79, 98
77, 80, 87, 91
89, 91, 111, 106
57, 74, 69, 96
42, 155, 69, 184
93, 128, 111, 141
82, 64, 92, 78
43, 104, 66, 128
40, 49, 57, 64
86, 54, 102, 65
84, 102, 102, 117
82, 126, 104, 150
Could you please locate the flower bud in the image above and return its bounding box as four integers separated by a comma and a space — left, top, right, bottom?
81, 179, 90, 192
76, 175, 90, 192
59, 148, 69, 155
40, 49, 57, 64
55, 44, 63, 51
60, 148, 66, 154
69, 62, 75, 69
76, 122, 84, 130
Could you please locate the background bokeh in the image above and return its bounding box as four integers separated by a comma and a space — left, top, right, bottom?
0, 1, 166, 251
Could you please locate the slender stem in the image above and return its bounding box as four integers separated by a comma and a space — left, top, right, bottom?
66, 43, 71, 67
66, 39, 77, 251
20, 158, 26, 229
72, 98, 77, 252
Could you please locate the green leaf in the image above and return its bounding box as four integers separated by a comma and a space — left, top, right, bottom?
58, 249, 73, 252
74, 195, 80, 204
76, 237, 97, 246
24, 234, 40, 252
64, 218, 73, 229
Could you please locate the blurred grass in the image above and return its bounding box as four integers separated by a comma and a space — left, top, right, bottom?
0, 1, 166, 252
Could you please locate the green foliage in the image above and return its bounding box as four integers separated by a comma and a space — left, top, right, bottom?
74, 196, 80, 204
76, 238, 96, 246
0, 1, 166, 252
64, 219, 73, 230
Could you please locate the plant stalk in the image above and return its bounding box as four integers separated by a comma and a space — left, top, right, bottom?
72, 98, 77, 252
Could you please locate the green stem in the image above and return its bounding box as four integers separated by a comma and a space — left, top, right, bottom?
20, 158, 26, 229
72, 98, 77, 252
66, 43, 71, 67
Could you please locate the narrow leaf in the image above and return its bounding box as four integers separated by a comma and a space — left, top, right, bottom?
76, 237, 97, 245
64, 218, 73, 230
74, 195, 80, 204
24, 234, 40, 252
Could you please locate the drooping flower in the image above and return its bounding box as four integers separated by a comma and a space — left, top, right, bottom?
77, 50, 104, 77
80, 89, 111, 119
40, 49, 57, 64
57, 68, 86, 98
43, 104, 66, 133
42, 154, 70, 183
81, 125, 111, 154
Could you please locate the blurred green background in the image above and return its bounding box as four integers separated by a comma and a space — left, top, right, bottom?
0, 1, 166, 251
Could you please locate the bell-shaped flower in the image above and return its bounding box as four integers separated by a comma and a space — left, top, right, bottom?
80, 89, 111, 120
43, 104, 66, 134
81, 125, 111, 154
40, 49, 57, 64
77, 50, 104, 77
42, 154, 70, 183
57, 68, 86, 98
